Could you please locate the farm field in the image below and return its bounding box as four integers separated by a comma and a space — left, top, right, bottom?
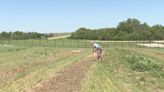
0, 39, 164, 92
1, 0, 164, 92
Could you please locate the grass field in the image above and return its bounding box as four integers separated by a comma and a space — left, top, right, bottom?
0, 39, 164, 92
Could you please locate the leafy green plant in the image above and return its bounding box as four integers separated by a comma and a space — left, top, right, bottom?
126, 54, 162, 72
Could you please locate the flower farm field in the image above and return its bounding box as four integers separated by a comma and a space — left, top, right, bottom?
0, 39, 164, 92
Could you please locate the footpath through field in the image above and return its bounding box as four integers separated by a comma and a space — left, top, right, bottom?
30, 54, 96, 92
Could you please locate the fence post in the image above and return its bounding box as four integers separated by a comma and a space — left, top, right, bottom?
0, 39, 1, 45
25, 39, 27, 47
32, 39, 34, 47
54, 39, 56, 47
114, 40, 116, 49
78, 39, 79, 48
8, 39, 10, 45
106, 41, 108, 48
142, 39, 144, 48
45, 39, 48, 55
85, 40, 87, 48
70, 39, 71, 48
128, 40, 130, 48
17, 39, 18, 46
47, 39, 49, 47
23, 33, 26, 47
39, 39, 41, 47
63, 39, 64, 47
136, 40, 138, 48
158, 39, 160, 48
1, 39, 2, 45
122, 40, 123, 51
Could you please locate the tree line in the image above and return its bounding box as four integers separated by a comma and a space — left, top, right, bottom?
71, 18, 164, 40
0, 31, 72, 40
0, 31, 47, 40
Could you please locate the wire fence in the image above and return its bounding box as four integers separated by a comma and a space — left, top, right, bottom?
0, 38, 164, 57
0, 39, 164, 48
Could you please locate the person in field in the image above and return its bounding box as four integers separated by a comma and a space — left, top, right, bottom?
91, 42, 103, 62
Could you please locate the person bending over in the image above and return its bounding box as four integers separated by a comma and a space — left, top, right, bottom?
91, 42, 103, 62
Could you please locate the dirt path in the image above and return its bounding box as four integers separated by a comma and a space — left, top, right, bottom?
30, 54, 96, 92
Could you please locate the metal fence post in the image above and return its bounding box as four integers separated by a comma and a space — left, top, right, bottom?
54, 39, 56, 47
114, 40, 116, 49
32, 39, 34, 47
17, 39, 18, 46
63, 39, 64, 47
78, 40, 79, 48
1, 39, 2, 45
70, 39, 71, 48
47, 39, 49, 47
45, 39, 48, 55
122, 40, 123, 49
8, 39, 10, 45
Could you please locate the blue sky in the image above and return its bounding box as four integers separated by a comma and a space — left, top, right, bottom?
0, 0, 163, 33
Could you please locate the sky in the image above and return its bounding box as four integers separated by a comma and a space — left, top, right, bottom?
0, 0, 164, 33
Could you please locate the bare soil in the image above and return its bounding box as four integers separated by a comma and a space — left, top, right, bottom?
138, 43, 164, 48
30, 54, 96, 92
0, 50, 77, 88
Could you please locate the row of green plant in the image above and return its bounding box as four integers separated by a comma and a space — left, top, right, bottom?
125, 53, 163, 72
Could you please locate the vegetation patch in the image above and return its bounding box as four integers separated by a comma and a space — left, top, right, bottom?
125, 54, 162, 72
0, 46, 26, 52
